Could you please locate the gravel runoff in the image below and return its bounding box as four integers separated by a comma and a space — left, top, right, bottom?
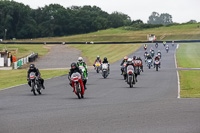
34, 45, 89, 69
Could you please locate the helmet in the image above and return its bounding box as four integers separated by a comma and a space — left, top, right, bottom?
155, 55, 158, 58
136, 57, 140, 60
124, 56, 128, 60
97, 56, 100, 60
147, 54, 149, 56
71, 62, 77, 69
133, 56, 136, 60
104, 57, 107, 61
78, 57, 83, 63
30, 64, 35, 70
127, 58, 132, 64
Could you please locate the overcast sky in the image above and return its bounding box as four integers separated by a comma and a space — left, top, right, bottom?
14, 0, 199, 23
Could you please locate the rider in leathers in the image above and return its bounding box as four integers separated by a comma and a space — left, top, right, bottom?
102, 57, 110, 73
27, 64, 45, 90
77, 57, 88, 77
93, 56, 102, 66
120, 56, 128, 75
69, 63, 87, 90
125, 58, 138, 82
154, 55, 161, 68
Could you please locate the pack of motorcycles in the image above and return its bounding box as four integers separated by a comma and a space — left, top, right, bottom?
30, 43, 171, 99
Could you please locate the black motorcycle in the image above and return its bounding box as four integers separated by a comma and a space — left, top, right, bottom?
29, 72, 42, 95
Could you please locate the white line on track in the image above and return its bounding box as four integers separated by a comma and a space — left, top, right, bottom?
175, 44, 180, 98
0, 75, 67, 92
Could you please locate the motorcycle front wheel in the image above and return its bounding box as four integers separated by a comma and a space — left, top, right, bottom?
31, 82, 36, 96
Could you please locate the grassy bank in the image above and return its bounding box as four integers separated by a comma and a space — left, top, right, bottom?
70, 44, 142, 65
176, 43, 200, 68
14, 23, 200, 42
0, 44, 49, 59
179, 70, 200, 98
0, 69, 68, 90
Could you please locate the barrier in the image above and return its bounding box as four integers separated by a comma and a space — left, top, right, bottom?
13, 53, 38, 69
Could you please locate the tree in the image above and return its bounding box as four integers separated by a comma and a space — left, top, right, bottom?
186, 20, 197, 24
148, 12, 173, 25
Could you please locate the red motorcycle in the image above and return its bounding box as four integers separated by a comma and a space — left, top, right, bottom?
70, 72, 85, 99
144, 46, 147, 50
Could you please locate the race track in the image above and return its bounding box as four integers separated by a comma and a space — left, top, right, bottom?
0, 43, 200, 133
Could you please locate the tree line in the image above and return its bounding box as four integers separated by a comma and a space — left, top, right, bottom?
0, 0, 132, 39
0, 0, 197, 40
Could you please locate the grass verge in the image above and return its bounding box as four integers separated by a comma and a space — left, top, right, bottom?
176, 43, 200, 68
69, 44, 142, 65
0, 69, 68, 90
179, 70, 200, 98
15, 23, 200, 42
0, 44, 49, 59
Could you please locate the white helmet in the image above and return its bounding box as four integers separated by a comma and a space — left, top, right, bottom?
78, 57, 83, 63
127, 58, 132, 64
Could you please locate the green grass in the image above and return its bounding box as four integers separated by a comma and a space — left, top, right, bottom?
14, 23, 200, 42
69, 44, 142, 65
0, 44, 49, 59
179, 70, 200, 98
0, 69, 68, 89
176, 43, 200, 68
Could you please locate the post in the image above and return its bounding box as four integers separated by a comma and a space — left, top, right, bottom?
4, 29, 7, 40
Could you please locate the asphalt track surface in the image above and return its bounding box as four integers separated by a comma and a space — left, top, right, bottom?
1, 43, 200, 133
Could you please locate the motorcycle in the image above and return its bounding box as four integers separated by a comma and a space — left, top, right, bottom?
144, 46, 147, 50
154, 60, 160, 71
147, 59, 152, 69
166, 47, 169, 53
121, 62, 127, 80
70, 72, 85, 99
29, 72, 42, 95
126, 65, 136, 88
144, 53, 148, 62
78, 65, 88, 83
155, 43, 158, 48
151, 50, 155, 57
157, 52, 161, 59
134, 60, 143, 75
102, 63, 109, 78
95, 61, 101, 73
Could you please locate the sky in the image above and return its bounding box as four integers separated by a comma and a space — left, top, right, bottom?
14, 0, 200, 23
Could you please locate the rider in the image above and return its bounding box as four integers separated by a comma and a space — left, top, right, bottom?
69, 62, 87, 90
135, 56, 143, 72
27, 64, 45, 90
120, 56, 128, 75
154, 55, 161, 68
102, 57, 110, 73
132, 55, 136, 63
77, 57, 88, 77
144, 44, 147, 50
125, 58, 137, 82
155, 42, 158, 47
93, 55, 102, 67
146, 53, 153, 65
157, 50, 162, 58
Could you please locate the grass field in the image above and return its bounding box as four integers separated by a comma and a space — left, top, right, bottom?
179, 70, 200, 98
0, 44, 49, 59
14, 23, 200, 42
176, 43, 200, 68
69, 44, 142, 65
0, 69, 68, 90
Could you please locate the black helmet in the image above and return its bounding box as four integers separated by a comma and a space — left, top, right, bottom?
30, 64, 35, 69
97, 56, 100, 60
133, 56, 136, 59
71, 62, 77, 69
104, 57, 107, 61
